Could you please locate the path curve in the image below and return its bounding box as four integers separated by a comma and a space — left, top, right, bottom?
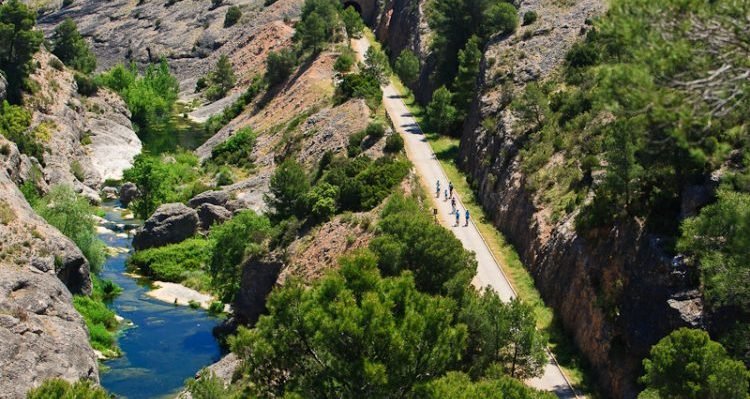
352, 37, 580, 399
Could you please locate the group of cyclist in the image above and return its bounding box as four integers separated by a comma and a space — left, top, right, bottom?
434, 180, 469, 227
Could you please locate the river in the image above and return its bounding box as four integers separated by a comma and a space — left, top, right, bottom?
95, 201, 223, 399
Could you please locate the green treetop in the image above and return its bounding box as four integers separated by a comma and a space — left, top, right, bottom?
0, 0, 44, 103
51, 18, 96, 74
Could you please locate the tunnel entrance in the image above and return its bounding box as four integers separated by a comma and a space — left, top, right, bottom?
343, 1, 363, 15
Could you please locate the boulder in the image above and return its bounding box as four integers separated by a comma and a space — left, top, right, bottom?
188, 190, 229, 208
132, 203, 199, 250
0, 267, 99, 398
119, 182, 138, 207
233, 252, 284, 326
102, 186, 118, 200
196, 203, 231, 229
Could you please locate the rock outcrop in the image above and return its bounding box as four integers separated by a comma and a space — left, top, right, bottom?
233, 253, 284, 326
0, 166, 92, 295
196, 203, 232, 230
22, 51, 139, 199
0, 74, 6, 102
0, 266, 99, 399
119, 182, 138, 207
188, 190, 229, 209
177, 353, 241, 399
132, 203, 198, 250
456, 0, 699, 397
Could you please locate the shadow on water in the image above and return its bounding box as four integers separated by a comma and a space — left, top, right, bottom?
97, 201, 223, 399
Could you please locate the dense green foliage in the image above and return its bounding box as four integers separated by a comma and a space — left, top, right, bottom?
224, 5, 242, 28
341, 5, 364, 38
335, 71, 382, 108
394, 49, 420, 86
294, 0, 342, 52
27, 378, 111, 399
265, 159, 311, 220
209, 210, 273, 302
129, 238, 213, 290
184, 370, 238, 399
51, 18, 96, 74
201, 55, 237, 101
98, 60, 178, 135
230, 250, 468, 398
384, 132, 404, 153
0, 0, 44, 103
35, 185, 105, 273
0, 100, 42, 159
639, 328, 749, 399
370, 194, 475, 297
364, 46, 391, 84
333, 49, 355, 73
122, 152, 207, 219
415, 371, 555, 399
678, 190, 750, 311
265, 48, 297, 86
452, 35, 481, 118
210, 126, 256, 168
522, 10, 537, 26
73, 294, 119, 354
425, 86, 457, 135
426, 0, 517, 86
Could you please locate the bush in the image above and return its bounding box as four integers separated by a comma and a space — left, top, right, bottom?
224, 5, 241, 27
522, 10, 537, 26
204, 76, 264, 136
265, 48, 297, 86
129, 238, 212, 283
73, 295, 118, 352
27, 378, 111, 399
210, 127, 256, 168
0, 100, 43, 160
341, 5, 364, 38
346, 129, 367, 157
49, 57, 64, 71
74, 72, 99, 96
333, 51, 355, 73
202, 55, 236, 101
365, 121, 385, 140
35, 185, 105, 273
336, 72, 381, 108
384, 133, 404, 153
304, 182, 339, 222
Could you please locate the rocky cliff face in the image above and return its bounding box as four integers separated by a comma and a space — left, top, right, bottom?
455, 0, 700, 397
0, 164, 98, 398
21, 50, 139, 201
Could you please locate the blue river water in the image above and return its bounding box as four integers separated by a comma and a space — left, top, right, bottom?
96, 202, 223, 399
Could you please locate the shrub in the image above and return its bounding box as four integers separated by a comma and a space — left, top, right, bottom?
336, 72, 381, 108
202, 55, 236, 101
35, 185, 106, 273
333, 51, 355, 73
265, 159, 310, 220
522, 10, 537, 26
0, 101, 43, 160
49, 57, 64, 71
27, 378, 110, 399
365, 121, 385, 140
129, 238, 212, 283
74, 72, 99, 96
73, 295, 118, 351
346, 129, 368, 157
208, 301, 224, 314
425, 86, 457, 135
384, 133, 404, 153
204, 76, 264, 136
210, 127, 256, 168
341, 5, 364, 38
265, 48, 297, 86
224, 5, 241, 28
304, 182, 339, 222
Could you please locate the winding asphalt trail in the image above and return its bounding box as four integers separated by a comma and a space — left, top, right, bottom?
352, 37, 579, 398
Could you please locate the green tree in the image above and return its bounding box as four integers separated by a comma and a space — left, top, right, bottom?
304, 182, 338, 222
27, 378, 110, 399
678, 190, 750, 310
639, 328, 749, 399
0, 100, 42, 159
265, 158, 310, 220
370, 195, 476, 297
0, 0, 44, 103
425, 86, 457, 135
414, 371, 556, 399
230, 250, 468, 398
341, 5, 364, 38
122, 154, 168, 219
482, 1, 518, 39
459, 290, 547, 379
294, 0, 341, 52
601, 121, 644, 216
265, 48, 296, 86
51, 18, 96, 74
452, 35, 481, 115
223, 5, 242, 28
394, 49, 420, 86
35, 185, 106, 273
204, 55, 236, 101
209, 210, 272, 302
364, 46, 391, 84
